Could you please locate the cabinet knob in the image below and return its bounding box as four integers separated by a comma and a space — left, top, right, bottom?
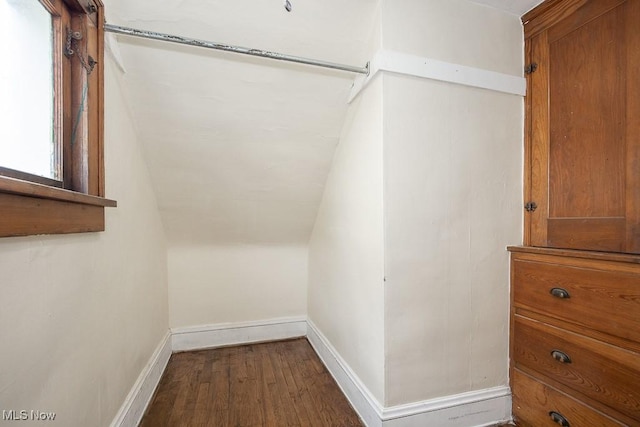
549, 411, 570, 426
550, 287, 570, 299
550, 349, 572, 364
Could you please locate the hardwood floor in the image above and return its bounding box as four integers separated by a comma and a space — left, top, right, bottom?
140, 338, 363, 427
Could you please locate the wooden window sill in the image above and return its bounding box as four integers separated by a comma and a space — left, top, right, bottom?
0, 175, 117, 237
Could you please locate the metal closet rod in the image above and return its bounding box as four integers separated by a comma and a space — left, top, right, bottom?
104, 23, 370, 75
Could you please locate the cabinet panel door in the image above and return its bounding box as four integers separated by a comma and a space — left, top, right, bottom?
528, 0, 640, 253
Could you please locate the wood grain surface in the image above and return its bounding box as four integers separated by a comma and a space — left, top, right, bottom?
525, 0, 640, 253
513, 316, 640, 422
512, 369, 624, 426
140, 338, 363, 427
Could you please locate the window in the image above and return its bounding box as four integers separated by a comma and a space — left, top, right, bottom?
0, 0, 56, 183
0, 0, 115, 238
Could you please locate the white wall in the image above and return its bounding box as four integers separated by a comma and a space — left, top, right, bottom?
307, 73, 386, 403
0, 56, 169, 426
384, 77, 522, 405
168, 245, 307, 328
382, 0, 523, 75
381, 0, 523, 406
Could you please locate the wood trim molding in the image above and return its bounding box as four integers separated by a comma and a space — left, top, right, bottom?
0, 193, 106, 237
0, 176, 116, 238
0, 175, 116, 237
522, 0, 588, 34
522, 0, 625, 39
507, 245, 640, 264
0, 176, 116, 207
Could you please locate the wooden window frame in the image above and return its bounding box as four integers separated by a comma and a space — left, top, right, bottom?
0, 0, 116, 238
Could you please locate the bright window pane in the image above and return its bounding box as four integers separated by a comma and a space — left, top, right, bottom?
0, 0, 55, 179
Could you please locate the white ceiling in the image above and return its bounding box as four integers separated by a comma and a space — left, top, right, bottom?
104, 0, 377, 246
103, 0, 541, 247
468, 0, 544, 15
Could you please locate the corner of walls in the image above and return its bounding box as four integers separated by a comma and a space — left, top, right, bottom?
109, 332, 172, 427
103, 52, 171, 426
307, 320, 384, 427
307, 0, 390, 412
308, 67, 386, 406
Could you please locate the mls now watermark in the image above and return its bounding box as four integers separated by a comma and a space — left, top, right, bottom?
2, 410, 56, 421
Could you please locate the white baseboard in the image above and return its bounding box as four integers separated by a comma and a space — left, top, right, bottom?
307, 319, 512, 427
171, 316, 307, 352
382, 387, 512, 427
109, 330, 172, 427
307, 319, 384, 427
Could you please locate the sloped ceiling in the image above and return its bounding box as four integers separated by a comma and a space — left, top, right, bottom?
103, 0, 541, 247
104, 0, 377, 246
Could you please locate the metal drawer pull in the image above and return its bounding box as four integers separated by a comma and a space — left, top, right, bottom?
550, 287, 570, 299
549, 411, 570, 426
551, 350, 572, 364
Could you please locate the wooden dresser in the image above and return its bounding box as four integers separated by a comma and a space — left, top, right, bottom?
509, 246, 640, 425
512, 0, 640, 425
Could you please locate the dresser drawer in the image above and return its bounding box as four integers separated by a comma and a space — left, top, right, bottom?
512, 369, 624, 426
513, 316, 640, 421
512, 258, 640, 344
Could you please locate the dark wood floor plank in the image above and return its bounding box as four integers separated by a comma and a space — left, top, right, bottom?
229, 345, 263, 427
259, 343, 277, 385
192, 383, 210, 426
210, 351, 229, 413
166, 379, 195, 426
140, 338, 363, 427
279, 345, 314, 425
283, 341, 325, 427
254, 344, 278, 426
266, 343, 302, 426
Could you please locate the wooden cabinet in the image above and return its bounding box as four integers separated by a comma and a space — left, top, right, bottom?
524, 0, 640, 254
512, 0, 640, 425
509, 248, 640, 426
